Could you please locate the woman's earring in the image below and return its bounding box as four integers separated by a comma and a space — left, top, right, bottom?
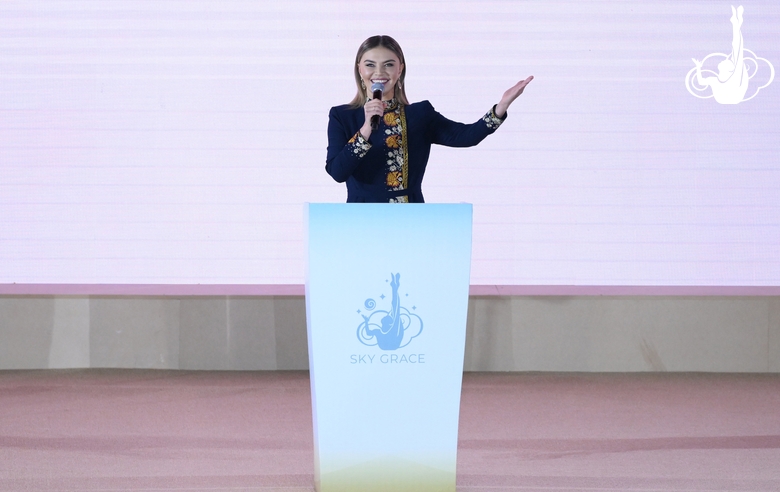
361, 80, 366, 90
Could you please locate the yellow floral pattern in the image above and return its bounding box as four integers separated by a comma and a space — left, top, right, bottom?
346, 132, 371, 158
482, 105, 506, 130
384, 112, 400, 127
378, 98, 408, 203
385, 134, 400, 149
386, 171, 402, 187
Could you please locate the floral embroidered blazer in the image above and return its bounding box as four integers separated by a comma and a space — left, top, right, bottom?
326, 99, 505, 203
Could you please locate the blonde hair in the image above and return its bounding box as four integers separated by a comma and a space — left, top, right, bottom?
348, 35, 409, 109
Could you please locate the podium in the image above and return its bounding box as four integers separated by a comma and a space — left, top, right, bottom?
305, 203, 472, 492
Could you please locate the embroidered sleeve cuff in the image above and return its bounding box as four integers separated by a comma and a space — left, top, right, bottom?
483, 105, 506, 130
347, 132, 371, 158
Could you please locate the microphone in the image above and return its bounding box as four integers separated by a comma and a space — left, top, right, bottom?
370, 81, 385, 130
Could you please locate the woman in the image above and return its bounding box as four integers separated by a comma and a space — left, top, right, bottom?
326, 35, 533, 203
691, 5, 748, 104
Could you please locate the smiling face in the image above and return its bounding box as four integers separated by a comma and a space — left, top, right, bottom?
358, 47, 404, 101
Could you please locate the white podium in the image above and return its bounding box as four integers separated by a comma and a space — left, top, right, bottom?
305, 203, 473, 492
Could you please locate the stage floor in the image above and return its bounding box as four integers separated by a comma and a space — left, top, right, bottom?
1, 370, 778, 491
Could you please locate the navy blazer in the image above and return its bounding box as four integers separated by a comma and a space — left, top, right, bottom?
326, 101, 503, 203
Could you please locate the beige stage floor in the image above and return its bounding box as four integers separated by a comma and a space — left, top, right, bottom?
1, 370, 779, 491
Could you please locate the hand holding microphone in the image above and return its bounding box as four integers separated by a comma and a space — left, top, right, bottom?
370, 82, 385, 130
360, 82, 385, 140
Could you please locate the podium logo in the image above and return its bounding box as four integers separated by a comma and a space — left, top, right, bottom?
356, 273, 423, 350
685, 5, 775, 104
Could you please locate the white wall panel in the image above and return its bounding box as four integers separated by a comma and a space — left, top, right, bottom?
1, 1, 778, 287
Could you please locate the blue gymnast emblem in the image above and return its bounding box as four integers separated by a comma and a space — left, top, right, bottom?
357, 273, 423, 350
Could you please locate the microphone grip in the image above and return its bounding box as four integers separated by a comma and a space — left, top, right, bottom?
370, 88, 383, 130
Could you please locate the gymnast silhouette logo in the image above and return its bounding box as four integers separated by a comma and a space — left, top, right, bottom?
356, 273, 423, 351
685, 5, 774, 104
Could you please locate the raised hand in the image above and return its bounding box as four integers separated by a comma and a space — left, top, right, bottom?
495, 75, 534, 118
